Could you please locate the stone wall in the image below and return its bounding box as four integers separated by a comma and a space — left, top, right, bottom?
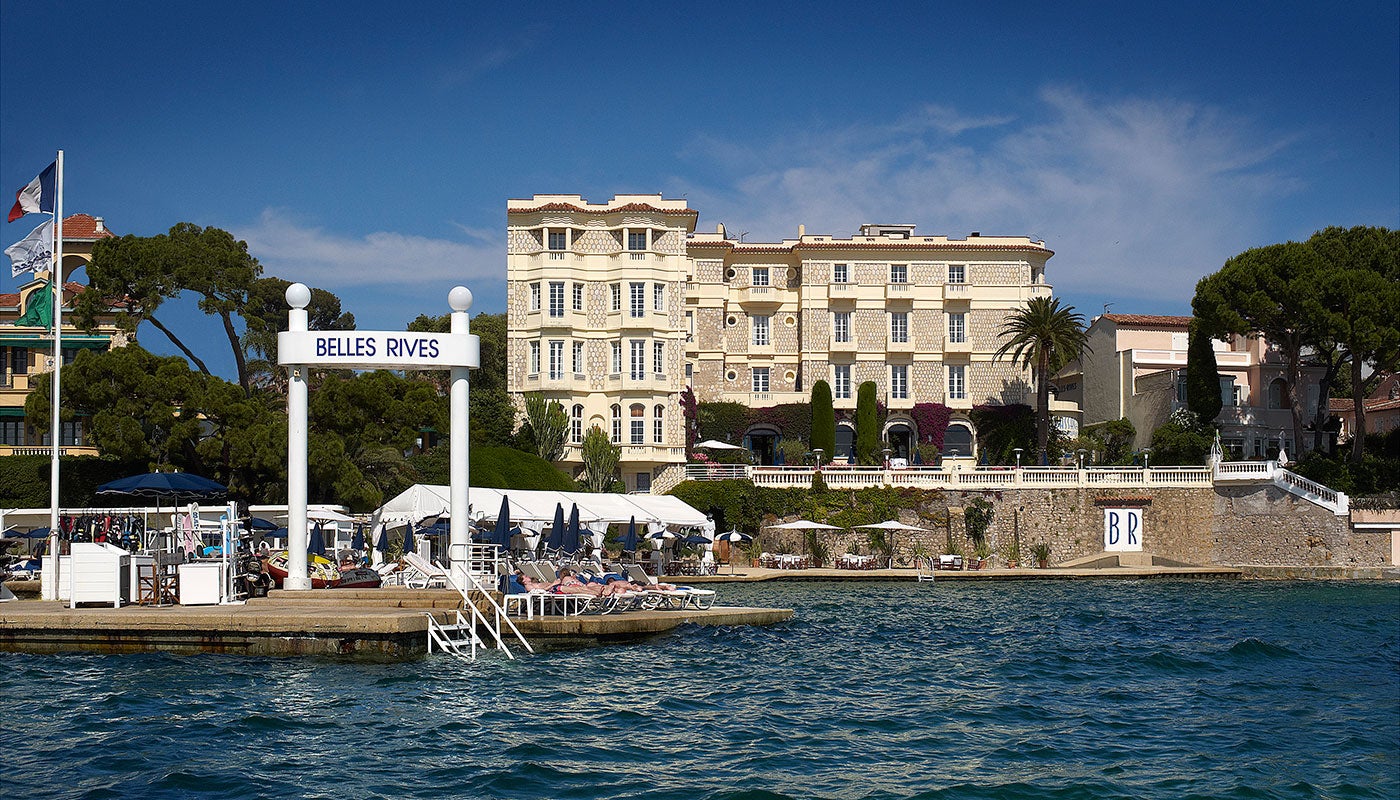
754, 484, 1385, 569
1213, 484, 1388, 567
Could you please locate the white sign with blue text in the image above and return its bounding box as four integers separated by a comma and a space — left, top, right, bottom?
277, 330, 479, 370
1103, 508, 1143, 551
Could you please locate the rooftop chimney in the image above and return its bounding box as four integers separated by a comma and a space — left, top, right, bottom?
95, 217, 105, 233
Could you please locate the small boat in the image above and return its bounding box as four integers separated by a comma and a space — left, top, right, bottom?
335, 567, 382, 589
265, 551, 340, 588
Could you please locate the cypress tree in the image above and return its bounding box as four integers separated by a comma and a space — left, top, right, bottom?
855, 381, 880, 465
811, 380, 835, 458
1185, 322, 1223, 425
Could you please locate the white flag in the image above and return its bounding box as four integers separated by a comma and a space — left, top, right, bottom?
5, 219, 54, 278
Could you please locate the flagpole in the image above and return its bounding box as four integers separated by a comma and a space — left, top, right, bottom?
43, 150, 64, 602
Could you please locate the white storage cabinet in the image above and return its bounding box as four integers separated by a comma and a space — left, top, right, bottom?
69, 542, 131, 608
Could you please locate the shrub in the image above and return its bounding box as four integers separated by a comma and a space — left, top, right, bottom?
811, 380, 835, 455
855, 382, 880, 465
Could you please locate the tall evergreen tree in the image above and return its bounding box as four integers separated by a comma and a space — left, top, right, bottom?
810, 380, 835, 459
1185, 321, 1222, 425
855, 381, 880, 465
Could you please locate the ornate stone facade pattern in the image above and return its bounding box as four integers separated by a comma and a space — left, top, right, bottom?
508, 229, 542, 255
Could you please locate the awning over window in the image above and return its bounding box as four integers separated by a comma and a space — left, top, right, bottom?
0, 335, 111, 349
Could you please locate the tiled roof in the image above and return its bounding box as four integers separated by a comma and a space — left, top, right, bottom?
1101, 313, 1192, 328
61, 214, 114, 240
1330, 397, 1400, 413
0, 282, 91, 309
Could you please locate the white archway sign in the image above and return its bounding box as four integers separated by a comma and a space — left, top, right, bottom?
277, 283, 480, 589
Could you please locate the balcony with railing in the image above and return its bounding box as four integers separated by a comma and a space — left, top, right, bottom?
738, 285, 783, 308
943, 283, 971, 303
884, 283, 914, 302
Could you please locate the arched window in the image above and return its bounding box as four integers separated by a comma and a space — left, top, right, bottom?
943, 422, 974, 457
571, 404, 584, 444
1268, 378, 1289, 410
653, 404, 665, 444
629, 403, 645, 445
835, 422, 855, 461
610, 404, 622, 443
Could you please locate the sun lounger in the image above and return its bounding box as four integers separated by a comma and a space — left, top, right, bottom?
624, 564, 716, 610
400, 552, 451, 589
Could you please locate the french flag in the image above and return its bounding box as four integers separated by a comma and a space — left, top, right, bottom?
8, 161, 56, 223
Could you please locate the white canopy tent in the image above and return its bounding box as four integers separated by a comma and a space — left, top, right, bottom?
372, 485, 710, 531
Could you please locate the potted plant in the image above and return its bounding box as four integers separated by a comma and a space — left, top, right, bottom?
1031, 541, 1051, 569
1007, 537, 1021, 569
973, 541, 992, 570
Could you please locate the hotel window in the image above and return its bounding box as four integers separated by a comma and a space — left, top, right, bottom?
653, 283, 665, 311
8, 346, 28, 376
833, 263, 849, 284
611, 283, 621, 311
947, 312, 966, 343
948, 364, 966, 400
752, 267, 770, 286
948, 264, 966, 284
833, 312, 850, 343
528, 341, 540, 375
653, 340, 665, 374
611, 404, 622, 443
630, 403, 645, 444
685, 311, 694, 342
630, 282, 645, 318
548, 282, 565, 318
571, 404, 583, 444
0, 419, 23, 446
752, 315, 770, 346
654, 404, 665, 443
548, 228, 568, 251
630, 340, 646, 380
628, 229, 648, 251
572, 282, 584, 311
834, 364, 851, 399
890, 264, 908, 284
890, 364, 908, 399
548, 340, 564, 379
42, 420, 84, 447
572, 341, 584, 374
890, 312, 908, 343
611, 341, 622, 375
529, 282, 541, 312
752, 367, 770, 393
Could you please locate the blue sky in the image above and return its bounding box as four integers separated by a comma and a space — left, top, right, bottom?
3, 1, 1397, 380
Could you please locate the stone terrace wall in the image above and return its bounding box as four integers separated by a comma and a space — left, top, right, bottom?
1213, 484, 1388, 567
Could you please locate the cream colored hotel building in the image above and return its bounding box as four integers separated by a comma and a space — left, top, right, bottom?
507, 194, 1056, 492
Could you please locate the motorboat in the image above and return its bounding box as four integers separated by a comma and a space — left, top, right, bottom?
265, 550, 340, 588
335, 566, 382, 589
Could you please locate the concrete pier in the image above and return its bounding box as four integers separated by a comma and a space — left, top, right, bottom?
0, 588, 794, 658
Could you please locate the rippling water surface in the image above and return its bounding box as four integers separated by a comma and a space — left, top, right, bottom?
5, 580, 1398, 800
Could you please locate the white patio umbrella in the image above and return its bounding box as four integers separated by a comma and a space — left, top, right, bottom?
855, 520, 930, 567
694, 439, 747, 450
767, 520, 842, 530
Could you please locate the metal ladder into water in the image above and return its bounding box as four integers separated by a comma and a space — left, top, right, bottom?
425, 543, 534, 661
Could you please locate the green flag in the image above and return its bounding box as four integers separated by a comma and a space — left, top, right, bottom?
15, 281, 52, 328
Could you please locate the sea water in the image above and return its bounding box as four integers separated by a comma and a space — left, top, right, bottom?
3, 580, 1397, 800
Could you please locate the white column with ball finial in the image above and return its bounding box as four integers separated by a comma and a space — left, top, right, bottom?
283, 283, 312, 590
448, 285, 475, 584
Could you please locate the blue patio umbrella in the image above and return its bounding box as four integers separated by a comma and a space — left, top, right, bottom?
375, 526, 390, 552
546, 503, 566, 552
562, 504, 581, 554
681, 534, 712, 545
307, 523, 326, 557
350, 525, 365, 551
773, 449, 786, 466
246, 516, 278, 531
97, 471, 227, 499
18, 527, 51, 539
619, 516, 639, 552
492, 495, 513, 548
401, 525, 416, 556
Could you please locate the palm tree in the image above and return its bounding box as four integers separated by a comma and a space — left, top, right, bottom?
993, 296, 1090, 463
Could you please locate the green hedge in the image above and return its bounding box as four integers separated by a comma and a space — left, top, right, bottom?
668, 479, 947, 535
409, 445, 576, 491
0, 455, 149, 508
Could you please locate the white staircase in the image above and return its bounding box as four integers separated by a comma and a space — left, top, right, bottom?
1214, 460, 1349, 516
426, 543, 533, 661
426, 611, 487, 660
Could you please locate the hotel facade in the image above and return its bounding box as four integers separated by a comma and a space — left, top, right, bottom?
507, 195, 1060, 492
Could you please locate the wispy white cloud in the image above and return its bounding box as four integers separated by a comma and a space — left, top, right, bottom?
679, 87, 1300, 307
235, 209, 502, 288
